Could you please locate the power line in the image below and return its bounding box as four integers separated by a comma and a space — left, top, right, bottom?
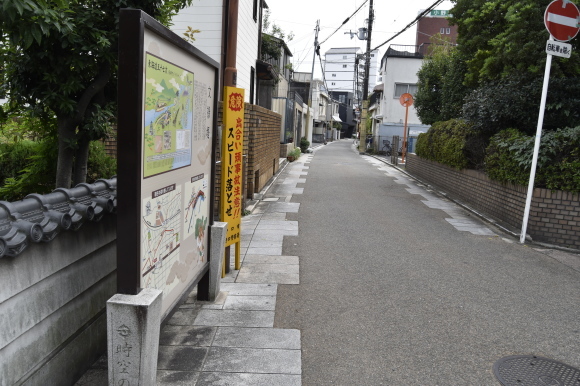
371, 0, 445, 52
319, 0, 369, 46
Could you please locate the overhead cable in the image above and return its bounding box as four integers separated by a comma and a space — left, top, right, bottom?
371, 0, 445, 52
318, 0, 369, 46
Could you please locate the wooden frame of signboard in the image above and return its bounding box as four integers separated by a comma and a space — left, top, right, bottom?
117, 9, 219, 320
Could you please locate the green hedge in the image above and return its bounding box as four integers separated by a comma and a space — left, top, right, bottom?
0, 139, 116, 201
415, 119, 474, 170
485, 127, 580, 192
0, 140, 39, 186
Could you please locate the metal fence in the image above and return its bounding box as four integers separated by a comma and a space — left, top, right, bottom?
365, 135, 418, 155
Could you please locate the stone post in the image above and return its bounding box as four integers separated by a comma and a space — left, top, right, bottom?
209, 221, 227, 301
107, 288, 163, 386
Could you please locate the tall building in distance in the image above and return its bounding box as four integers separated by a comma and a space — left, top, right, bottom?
323, 47, 380, 102
415, 9, 458, 47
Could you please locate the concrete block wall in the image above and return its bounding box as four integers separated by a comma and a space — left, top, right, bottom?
0, 216, 116, 385
406, 154, 580, 249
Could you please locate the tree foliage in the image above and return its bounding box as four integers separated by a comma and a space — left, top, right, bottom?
261, 9, 293, 62
462, 76, 580, 135
0, 0, 193, 188
415, 42, 468, 125
449, 0, 580, 87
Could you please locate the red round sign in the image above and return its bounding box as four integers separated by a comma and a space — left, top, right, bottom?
544, 0, 580, 42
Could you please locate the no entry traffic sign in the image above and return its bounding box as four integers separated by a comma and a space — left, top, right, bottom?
544, 0, 580, 42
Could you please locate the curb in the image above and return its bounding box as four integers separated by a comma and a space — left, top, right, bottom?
361, 149, 580, 254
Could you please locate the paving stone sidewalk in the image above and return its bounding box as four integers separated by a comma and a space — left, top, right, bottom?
76, 153, 313, 386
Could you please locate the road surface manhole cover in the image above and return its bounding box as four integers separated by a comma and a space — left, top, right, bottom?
493, 355, 580, 386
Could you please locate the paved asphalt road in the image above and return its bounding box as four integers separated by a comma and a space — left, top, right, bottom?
274, 140, 580, 385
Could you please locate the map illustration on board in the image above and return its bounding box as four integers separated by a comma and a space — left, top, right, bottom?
184, 176, 209, 262
141, 185, 184, 293
143, 53, 194, 178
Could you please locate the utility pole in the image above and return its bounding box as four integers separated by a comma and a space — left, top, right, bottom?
362, 0, 373, 102
305, 20, 320, 144
359, 0, 373, 152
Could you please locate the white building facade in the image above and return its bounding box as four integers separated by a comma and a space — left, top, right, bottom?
324, 47, 360, 95
376, 45, 430, 148
171, 0, 262, 103
324, 47, 380, 102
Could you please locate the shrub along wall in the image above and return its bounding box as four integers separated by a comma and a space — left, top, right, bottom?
406, 154, 580, 249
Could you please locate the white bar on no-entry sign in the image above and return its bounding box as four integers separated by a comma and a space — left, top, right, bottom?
547, 12, 579, 28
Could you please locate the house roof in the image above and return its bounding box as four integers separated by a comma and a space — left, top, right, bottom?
324, 47, 361, 55
262, 33, 293, 56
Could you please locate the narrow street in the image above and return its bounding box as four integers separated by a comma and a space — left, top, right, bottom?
275, 140, 580, 385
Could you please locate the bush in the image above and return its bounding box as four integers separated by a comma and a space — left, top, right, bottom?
414, 119, 478, 169
299, 137, 310, 153
0, 140, 38, 186
485, 127, 580, 192
287, 147, 301, 161
0, 138, 58, 201
0, 139, 117, 201
86, 141, 117, 182
463, 76, 580, 136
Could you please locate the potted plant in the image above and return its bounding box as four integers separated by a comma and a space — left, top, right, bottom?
287, 147, 301, 162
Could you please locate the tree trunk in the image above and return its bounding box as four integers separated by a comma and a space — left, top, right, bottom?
73, 136, 90, 186
56, 117, 76, 188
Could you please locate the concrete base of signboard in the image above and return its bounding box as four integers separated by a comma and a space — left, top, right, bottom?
106, 288, 163, 386
209, 222, 228, 301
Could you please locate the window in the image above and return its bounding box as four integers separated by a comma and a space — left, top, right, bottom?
339, 95, 345, 103
440, 28, 445, 34
446, 28, 451, 34
343, 55, 347, 59
331, 82, 336, 85
331, 73, 336, 77
394, 83, 418, 97
342, 64, 347, 68
371, 54, 374, 57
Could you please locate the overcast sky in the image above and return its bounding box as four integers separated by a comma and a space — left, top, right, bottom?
266, 0, 454, 77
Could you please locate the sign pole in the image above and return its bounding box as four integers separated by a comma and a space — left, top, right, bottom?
520, 39, 554, 243
399, 93, 413, 163
402, 105, 409, 163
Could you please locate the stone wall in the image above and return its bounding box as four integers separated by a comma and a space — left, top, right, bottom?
406, 154, 580, 249
0, 216, 116, 385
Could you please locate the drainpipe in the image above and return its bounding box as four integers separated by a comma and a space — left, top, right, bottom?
224, 0, 239, 87
305, 20, 320, 143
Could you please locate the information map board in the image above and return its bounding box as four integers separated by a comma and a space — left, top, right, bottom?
117, 9, 219, 319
